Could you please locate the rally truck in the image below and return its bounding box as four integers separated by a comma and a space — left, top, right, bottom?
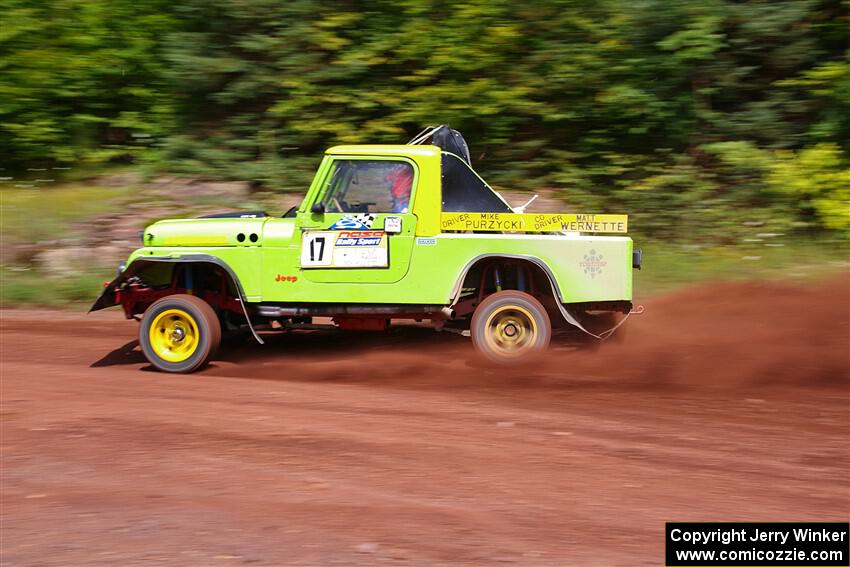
91, 125, 642, 373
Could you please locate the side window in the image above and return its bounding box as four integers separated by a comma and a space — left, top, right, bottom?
320, 160, 414, 214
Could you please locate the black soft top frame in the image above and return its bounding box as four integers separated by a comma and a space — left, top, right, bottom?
407, 124, 471, 165
408, 124, 512, 214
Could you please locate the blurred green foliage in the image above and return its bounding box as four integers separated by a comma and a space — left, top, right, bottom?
1, 0, 848, 239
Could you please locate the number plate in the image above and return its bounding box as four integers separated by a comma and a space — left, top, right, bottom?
300, 230, 388, 268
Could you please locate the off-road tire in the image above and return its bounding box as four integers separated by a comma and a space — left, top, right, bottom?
471, 290, 551, 364
139, 294, 221, 373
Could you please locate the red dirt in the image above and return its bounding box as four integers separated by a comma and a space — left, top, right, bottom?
2, 276, 848, 566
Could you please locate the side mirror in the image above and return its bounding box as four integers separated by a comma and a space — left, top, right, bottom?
310, 202, 325, 214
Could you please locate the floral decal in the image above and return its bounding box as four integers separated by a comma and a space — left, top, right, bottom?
580, 249, 607, 278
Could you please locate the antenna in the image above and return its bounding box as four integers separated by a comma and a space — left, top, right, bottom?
407, 126, 437, 145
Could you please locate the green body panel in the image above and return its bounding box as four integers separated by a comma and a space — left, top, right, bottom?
128, 145, 634, 307
129, 226, 632, 305
259, 230, 632, 304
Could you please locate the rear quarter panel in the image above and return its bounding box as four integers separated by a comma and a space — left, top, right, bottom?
406, 233, 633, 304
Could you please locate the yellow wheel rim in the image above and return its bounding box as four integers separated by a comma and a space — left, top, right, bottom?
483, 305, 538, 358
148, 309, 200, 363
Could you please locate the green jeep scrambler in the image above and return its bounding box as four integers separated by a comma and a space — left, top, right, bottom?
92, 126, 641, 372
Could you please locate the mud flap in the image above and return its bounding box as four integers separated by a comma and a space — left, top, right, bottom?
89, 270, 137, 313
557, 304, 644, 341
90, 282, 119, 313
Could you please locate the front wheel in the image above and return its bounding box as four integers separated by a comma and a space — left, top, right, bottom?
470, 291, 551, 364
139, 294, 221, 373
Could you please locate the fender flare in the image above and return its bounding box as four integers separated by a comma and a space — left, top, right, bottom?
90, 254, 264, 345
448, 253, 566, 306
448, 253, 602, 338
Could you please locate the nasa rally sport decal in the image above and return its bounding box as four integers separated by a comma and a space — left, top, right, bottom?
301, 230, 388, 268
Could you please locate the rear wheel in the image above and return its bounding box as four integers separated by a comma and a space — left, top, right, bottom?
139, 294, 221, 373
471, 290, 551, 364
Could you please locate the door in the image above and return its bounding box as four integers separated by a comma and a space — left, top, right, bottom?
297, 157, 418, 284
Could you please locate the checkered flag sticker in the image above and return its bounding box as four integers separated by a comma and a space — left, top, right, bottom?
329, 214, 376, 230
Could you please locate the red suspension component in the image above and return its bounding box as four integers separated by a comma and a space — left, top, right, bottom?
114, 265, 242, 319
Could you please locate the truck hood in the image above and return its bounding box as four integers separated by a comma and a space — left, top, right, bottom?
143, 216, 270, 247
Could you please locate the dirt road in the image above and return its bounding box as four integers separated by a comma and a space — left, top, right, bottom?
2, 277, 848, 566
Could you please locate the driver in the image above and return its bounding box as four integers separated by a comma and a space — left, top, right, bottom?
385, 163, 413, 213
